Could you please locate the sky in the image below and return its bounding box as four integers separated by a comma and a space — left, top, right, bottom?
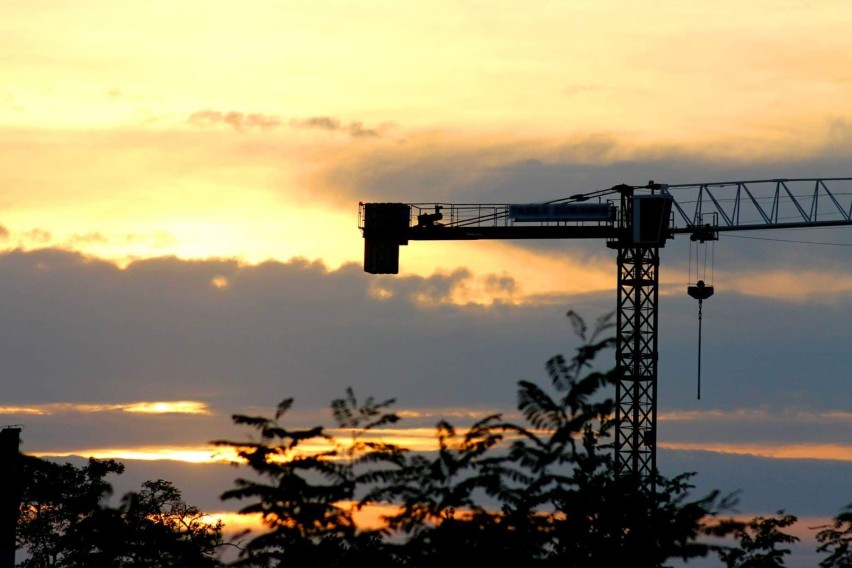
1, 1, 851, 564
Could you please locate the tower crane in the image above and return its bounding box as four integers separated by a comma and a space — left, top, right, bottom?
358, 177, 852, 488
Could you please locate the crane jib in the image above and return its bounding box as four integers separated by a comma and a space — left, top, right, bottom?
357, 178, 851, 489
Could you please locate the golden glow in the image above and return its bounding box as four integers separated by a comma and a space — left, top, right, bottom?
660, 408, 852, 423
405, 242, 614, 304
207, 511, 264, 535
0, 405, 47, 415
397, 408, 512, 420
210, 509, 833, 547
208, 503, 403, 535
327, 428, 454, 453
123, 401, 211, 415
32, 446, 242, 464
725, 269, 852, 302
3, 1, 851, 144
660, 441, 852, 462
0, 401, 211, 416
1, 1, 850, 306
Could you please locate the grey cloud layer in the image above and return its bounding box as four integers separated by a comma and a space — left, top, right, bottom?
1, 247, 847, 417
1, 248, 849, 524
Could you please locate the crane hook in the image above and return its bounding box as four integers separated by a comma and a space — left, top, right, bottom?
687, 280, 714, 399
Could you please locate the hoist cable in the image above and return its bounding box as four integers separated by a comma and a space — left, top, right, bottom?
697, 299, 703, 400
688, 243, 693, 286
711, 241, 715, 284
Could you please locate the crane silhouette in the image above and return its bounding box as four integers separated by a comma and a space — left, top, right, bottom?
359, 178, 852, 488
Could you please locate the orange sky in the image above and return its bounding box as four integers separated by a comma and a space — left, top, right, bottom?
3, 1, 852, 303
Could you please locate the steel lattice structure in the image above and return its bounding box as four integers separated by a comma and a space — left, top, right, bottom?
615, 245, 660, 487
358, 177, 852, 486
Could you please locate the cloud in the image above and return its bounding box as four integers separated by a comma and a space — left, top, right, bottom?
484, 273, 516, 294
289, 116, 387, 138
22, 228, 52, 244
348, 121, 381, 138
31, 445, 236, 464
299, 116, 340, 130
187, 110, 283, 132
662, 442, 852, 462
0, 247, 845, 414
68, 232, 109, 245
660, 408, 852, 423
186, 109, 388, 138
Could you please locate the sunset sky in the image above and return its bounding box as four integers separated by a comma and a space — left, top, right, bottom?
2, 1, 851, 564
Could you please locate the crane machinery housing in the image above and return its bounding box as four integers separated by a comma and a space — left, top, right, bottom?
358, 178, 852, 487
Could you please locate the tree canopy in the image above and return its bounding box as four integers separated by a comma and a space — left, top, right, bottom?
212, 311, 795, 567
17, 457, 225, 567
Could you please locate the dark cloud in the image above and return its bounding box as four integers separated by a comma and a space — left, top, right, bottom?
0, 247, 846, 412
0, 250, 598, 410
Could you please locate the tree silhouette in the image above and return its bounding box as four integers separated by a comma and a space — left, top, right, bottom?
18, 457, 124, 568
213, 394, 401, 567
815, 504, 852, 568
706, 511, 800, 567
17, 457, 224, 567
216, 311, 746, 567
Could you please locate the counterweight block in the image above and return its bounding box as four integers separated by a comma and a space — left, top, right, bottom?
362, 203, 411, 274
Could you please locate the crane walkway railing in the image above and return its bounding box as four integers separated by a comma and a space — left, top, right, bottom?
359, 178, 852, 236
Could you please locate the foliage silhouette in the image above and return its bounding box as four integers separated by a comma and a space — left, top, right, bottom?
212, 393, 402, 567
216, 311, 751, 567
17, 457, 224, 567
707, 511, 800, 567
814, 503, 852, 568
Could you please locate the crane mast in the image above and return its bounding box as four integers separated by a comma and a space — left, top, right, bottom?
358, 177, 852, 487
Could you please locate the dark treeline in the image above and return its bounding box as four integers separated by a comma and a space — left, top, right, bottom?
16, 313, 852, 567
